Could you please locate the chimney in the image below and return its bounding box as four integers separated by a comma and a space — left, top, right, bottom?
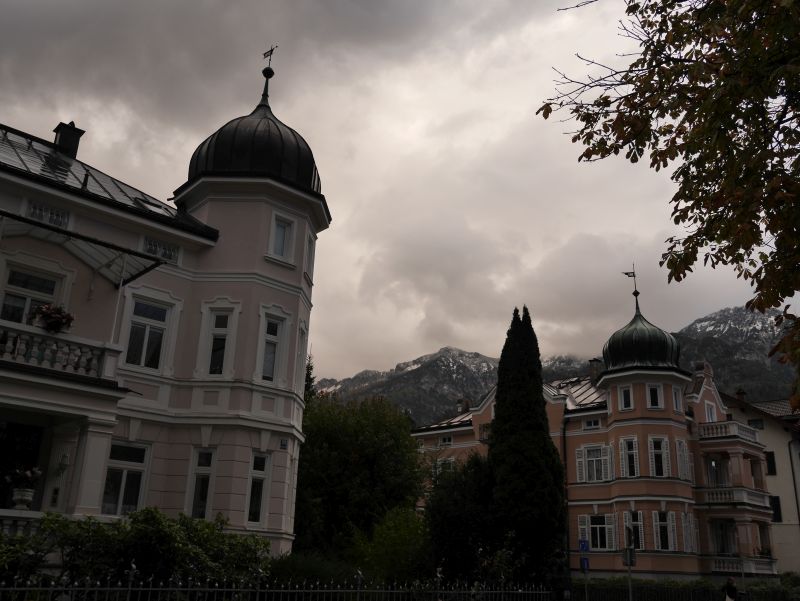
53, 121, 85, 159
736, 388, 747, 403
588, 358, 603, 384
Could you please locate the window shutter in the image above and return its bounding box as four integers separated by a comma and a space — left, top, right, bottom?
578, 514, 589, 544
676, 440, 686, 480
637, 511, 645, 550
606, 513, 617, 550
689, 513, 697, 552
576, 448, 585, 483
689, 452, 695, 483
632, 438, 640, 476
601, 445, 611, 481
619, 439, 627, 477
662, 438, 671, 477
652, 511, 661, 550
668, 512, 678, 551
649, 438, 656, 476
681, 513, 689, 552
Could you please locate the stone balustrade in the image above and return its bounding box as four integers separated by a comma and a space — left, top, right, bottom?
711, 556, 776, 575
699, 421, 759, 443
700, 487, 770, 508
0, 322, 120, 380
0, 509, 43, 536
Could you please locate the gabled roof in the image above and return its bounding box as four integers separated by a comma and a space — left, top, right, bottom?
750, 399, 796, 419
0, 123, 217, 240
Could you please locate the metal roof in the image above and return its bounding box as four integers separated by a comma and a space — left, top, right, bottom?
552, 376, 607, 411
0, 123, 217, 241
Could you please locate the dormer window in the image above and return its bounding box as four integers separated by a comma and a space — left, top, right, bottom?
28, 202, 69, 228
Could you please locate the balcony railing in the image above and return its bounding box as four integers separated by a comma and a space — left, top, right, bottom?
0, 322, 120, 380
0, 509, 44, 536
699, 486, 770, 508
711, 556, 777, 575
699, 421, 759, 443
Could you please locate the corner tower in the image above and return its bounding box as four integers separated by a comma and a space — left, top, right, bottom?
172, 64, 331, 552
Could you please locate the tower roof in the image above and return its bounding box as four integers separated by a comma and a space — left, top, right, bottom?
186, 66, 322, 195
601, 291, 684, 374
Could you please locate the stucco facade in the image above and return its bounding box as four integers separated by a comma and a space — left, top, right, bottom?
414, 308, 778, 578
0, 68, 330, 554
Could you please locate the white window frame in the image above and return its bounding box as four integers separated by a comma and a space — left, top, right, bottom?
619, 436, 640, 478
652, 510, 677, 551
246, 452, 271, 527
649, 436, 671, 478
435, 457, 455, 475
142, 236, 181, 264
119, 287, 182, 377
583, 418, 601, 430
253, 304, 292, 387
647, 383, 663, 409
624, 510, 645, 550
705, 402, 718, 423
101, 442, 148, 516
0, 255, 72, 325
579, 514, 617, 551
672, 387, 683, 413
295, 321, 308, 393
304, 233, 316, 282
439, 435, 453, 447
267, 211, 297, 264
577, 445, 612, 483
618, 385, 633, 411
186, 448, 216, 519
194, 298, 241, 379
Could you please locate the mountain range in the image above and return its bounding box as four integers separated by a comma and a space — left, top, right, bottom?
318, 306, 794, 426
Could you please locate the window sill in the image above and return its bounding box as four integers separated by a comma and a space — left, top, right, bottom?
264, 254, 296, 269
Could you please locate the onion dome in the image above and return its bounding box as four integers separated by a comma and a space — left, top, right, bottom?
602, 291, 682, 373
187, 66, 321, 195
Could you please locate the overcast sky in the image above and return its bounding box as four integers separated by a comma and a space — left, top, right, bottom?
1, 0, 753, 379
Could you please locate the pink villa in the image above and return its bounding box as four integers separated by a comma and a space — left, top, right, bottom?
0, 66, 329, 554
414, 293, 781, 578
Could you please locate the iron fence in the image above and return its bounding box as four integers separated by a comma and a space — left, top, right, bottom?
0, 581, 556, 601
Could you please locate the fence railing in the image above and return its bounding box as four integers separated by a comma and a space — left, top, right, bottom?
0, 581, 556, 601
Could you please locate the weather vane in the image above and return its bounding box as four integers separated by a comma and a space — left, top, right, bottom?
263, 44, 278, 67
622, 264, 638, 297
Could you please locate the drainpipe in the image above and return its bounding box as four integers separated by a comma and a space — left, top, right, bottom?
562, 414, 571, 589
788, 437, 800, 543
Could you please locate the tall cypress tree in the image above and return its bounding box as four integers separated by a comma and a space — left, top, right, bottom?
488, 306, 566, 583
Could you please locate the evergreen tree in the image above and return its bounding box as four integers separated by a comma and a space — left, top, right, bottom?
304, 355, 317, 408
488, 307, 566, 583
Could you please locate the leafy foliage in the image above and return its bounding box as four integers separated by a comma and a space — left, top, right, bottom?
539, 0, 800, 406
425, 453, 495, 581
293, 396, 422, 558
353, 507, 432, 581
488, 307, 566, 584
0, 509, 270, 583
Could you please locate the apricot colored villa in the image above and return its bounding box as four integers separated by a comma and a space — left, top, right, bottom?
414, 294, 797, 578
0, 65, 329, 554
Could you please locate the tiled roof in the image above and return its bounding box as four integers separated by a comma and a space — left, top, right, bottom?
749, 399, 796, 419
0, 123, 217, 240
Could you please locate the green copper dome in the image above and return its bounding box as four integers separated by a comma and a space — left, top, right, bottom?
602, 293, 682, 373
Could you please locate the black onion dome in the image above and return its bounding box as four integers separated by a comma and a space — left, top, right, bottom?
602, 293, 682, 372
187, 66, 321, 195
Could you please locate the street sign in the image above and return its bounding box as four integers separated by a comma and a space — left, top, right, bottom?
579, 539, 589, 552
580, 557, 589, 573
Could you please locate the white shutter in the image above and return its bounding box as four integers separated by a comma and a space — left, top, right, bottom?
608, 445, 615, 479
689, 513, 698, 553
632, 438, 640, 476
664, 438, 672, 477
576, 448, 585, 483
606, 513, 617, 550
689, 452, 695, 483
619, 439, 627, 477
681, 513, 689, 552
676, 440, 687, 480
652, 510, 661, 550
578, 514, 589, 545
649, 438, 656, 476
668, 512, 678, 551
601, 445, 611, 481
637, 511, 645, 550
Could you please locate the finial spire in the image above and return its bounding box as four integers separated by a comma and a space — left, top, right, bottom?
622, 265, 640, 313
259, 44, 278, 107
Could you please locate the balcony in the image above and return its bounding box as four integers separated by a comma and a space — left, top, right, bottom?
710, 556, 777, 575
0, 322, 120, 380
698, 487, 771, 509
699, 421, 759, 444
0, 509, 44, 536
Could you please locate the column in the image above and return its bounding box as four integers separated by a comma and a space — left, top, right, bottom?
68, 417, 116, 515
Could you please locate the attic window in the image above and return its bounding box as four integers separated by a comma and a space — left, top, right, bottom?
28, 202, 69, 228
584, 418, 601, 430
143, 237, 179, 263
